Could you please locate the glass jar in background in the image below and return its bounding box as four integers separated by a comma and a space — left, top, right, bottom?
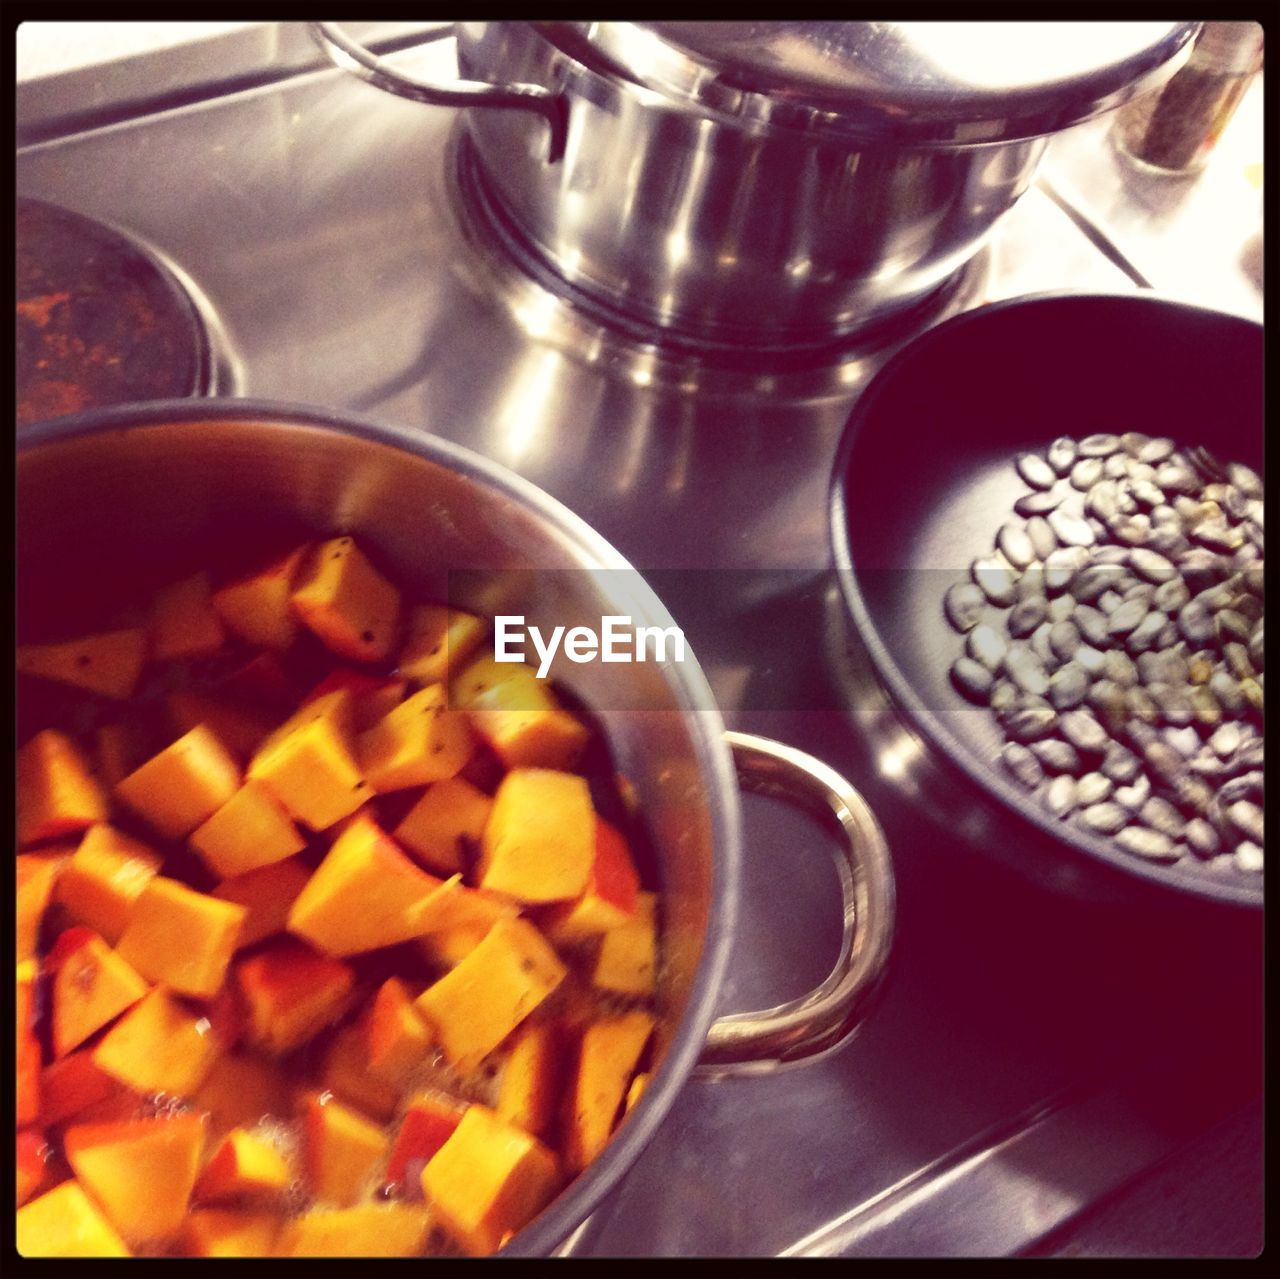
1112, 21, 1263, 175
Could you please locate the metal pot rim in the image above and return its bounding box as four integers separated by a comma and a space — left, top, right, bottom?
828, 290, 1264, 911
17, 396, 744, 1251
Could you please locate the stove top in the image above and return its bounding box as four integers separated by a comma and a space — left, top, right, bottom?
15, 23, 1264, 1257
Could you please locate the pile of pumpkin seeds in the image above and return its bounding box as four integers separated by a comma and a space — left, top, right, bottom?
945, 432, 1263, 876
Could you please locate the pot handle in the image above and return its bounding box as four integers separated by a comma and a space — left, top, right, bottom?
695, 732, 895, 1076
309, 22, 568, 163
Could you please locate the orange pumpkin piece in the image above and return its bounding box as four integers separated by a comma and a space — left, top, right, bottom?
17, 626, 147, 700
476, 768, 595, 903
625, 1072, 650, 1115
53, 824, 162, 945
393, 776, 493, 875
16, 1180, 131, 1257
116, 878, 246, 999
564, 1010, 655, 1172
92, 987, 223, 1098
287, 813, 450, 956
321, 1022, 402, 1122
496, 1023, 562, 1141
303, 1093, 388, 1207
190, 779, 306, 879
211, 545, 309, 651
422, 1104, 560, 1256
398, 604, 486, 687
410, 874, 519, 936
17, 847, 69, 960
302, 666, 407, 730
212, 856, 312, 950
192, 1053, 289, 1143
114, 724, 242, 839
356, 683, 473, 793
367, 977, 433, 1085
416, 923, 494, 970
541, 818, 641, 943
247, 688, 367, 831
17, 729, 109, 849
64, 1113, 207, 1246
593, 891, 658, 997
182, 1209, 283, 1258
167, 690, 277, 759
17, 1130, 51, 1207
385, 1092, 466, 1188
40, 1051, 130, 1127
235, 939, 355, 1055
290, 536, 401, 664
195, 1127, 292, 1204
150, 571, 226, 661
49, 927, 150, 1058
275, 1203, 432, 1258
17, 960, 42, 1127
415, 917, 567, 1074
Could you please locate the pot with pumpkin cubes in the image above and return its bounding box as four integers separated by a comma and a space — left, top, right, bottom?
15, 401, 895, 1258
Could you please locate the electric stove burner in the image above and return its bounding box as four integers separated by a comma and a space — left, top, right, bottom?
16, 198, 227, 426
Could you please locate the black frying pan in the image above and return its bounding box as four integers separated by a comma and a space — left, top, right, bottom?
830, 292, 1263, 909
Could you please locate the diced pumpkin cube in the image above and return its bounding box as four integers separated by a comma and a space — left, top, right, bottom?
367, 978, 433, 1085
167, 690, 277, 759
496, 1023, 561, 1141
93, 721, 148, 789
116, 878, 246, 999
17, 1130, 51, 1207
195, 1127, 292, 1204
385, 1093, 466, 1189
357, 684, 473, 793
564, 1011, 655, 1172
211, 545, 309, 651
190, 779, 306, 879
454, 656, 589, 771
18, 960, 42, 1127
212, 857, 311, 950
54, 825, 162, 945
92, 987, 223, 1097
150, 571, 226, 661
18, 729, 109, 848
393, 777, 492, 875
17, 848, 69, 960
593, 892, 658, 997
322, 1023, 401, 1122
399, 605, 486, 687
288, 814, 449, 956
416, 923, 494, 970
40, 1051, 130, 1127
247, 688, 367, 830
290, 536, 401, 664
275, 1203, 432, 1258
64, 1113, 207, 1245
410, 874, 519, 937
235, 940, 354, 1055
49, 927, 150, 1058
422, 1104, 559, 1256
476, 769, 595, 903
625, 1072, 649, 1115
16, 1180, 131, 1257
182, 1209, 282, 1258
304, 1093, 388, 1207
17, 627, 147, 700
303, 666, 407, 731
415, 917, 566, 1074
192, 1053, 289, 1143
114, 725, 242, 839
541, 818, 640, 943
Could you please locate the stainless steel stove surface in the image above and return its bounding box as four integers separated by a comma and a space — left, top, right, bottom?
15, 24, 1264, 1258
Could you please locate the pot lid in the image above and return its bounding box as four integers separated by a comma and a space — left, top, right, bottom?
567, 21, 1200, 145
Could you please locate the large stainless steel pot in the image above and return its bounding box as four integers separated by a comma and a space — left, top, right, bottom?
312, 20, 1196, 348
17, 402, 895, 1255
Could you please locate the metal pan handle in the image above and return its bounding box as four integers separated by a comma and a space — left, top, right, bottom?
309, 22, 568, 162
695, 732, 895, 1076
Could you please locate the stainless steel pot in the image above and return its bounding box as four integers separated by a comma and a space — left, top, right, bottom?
312, 20, 1196, 348
17, 401, 896, 1255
